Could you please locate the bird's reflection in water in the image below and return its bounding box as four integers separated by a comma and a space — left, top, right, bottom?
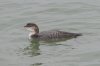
24, 40, 40, 57
23, 37, 77, 56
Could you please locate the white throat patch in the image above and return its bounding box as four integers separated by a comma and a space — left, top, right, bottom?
25, 27, 36, 39
28, 32, 34, 39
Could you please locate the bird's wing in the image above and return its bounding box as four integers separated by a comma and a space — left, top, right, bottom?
39, 30, 74, 38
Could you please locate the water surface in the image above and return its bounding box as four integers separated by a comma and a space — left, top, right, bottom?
0, 0, 100, 66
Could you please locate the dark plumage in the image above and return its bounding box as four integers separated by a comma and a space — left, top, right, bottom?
24, 23, 82, 42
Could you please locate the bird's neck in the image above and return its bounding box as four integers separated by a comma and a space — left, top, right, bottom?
28, 26, 39, 39
29, 31, 39, 39
29, 31, 35, 36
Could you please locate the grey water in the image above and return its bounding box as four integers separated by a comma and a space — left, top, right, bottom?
0, 0, 100, 66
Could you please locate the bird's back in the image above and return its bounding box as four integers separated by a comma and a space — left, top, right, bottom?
35, 30, 81, 42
